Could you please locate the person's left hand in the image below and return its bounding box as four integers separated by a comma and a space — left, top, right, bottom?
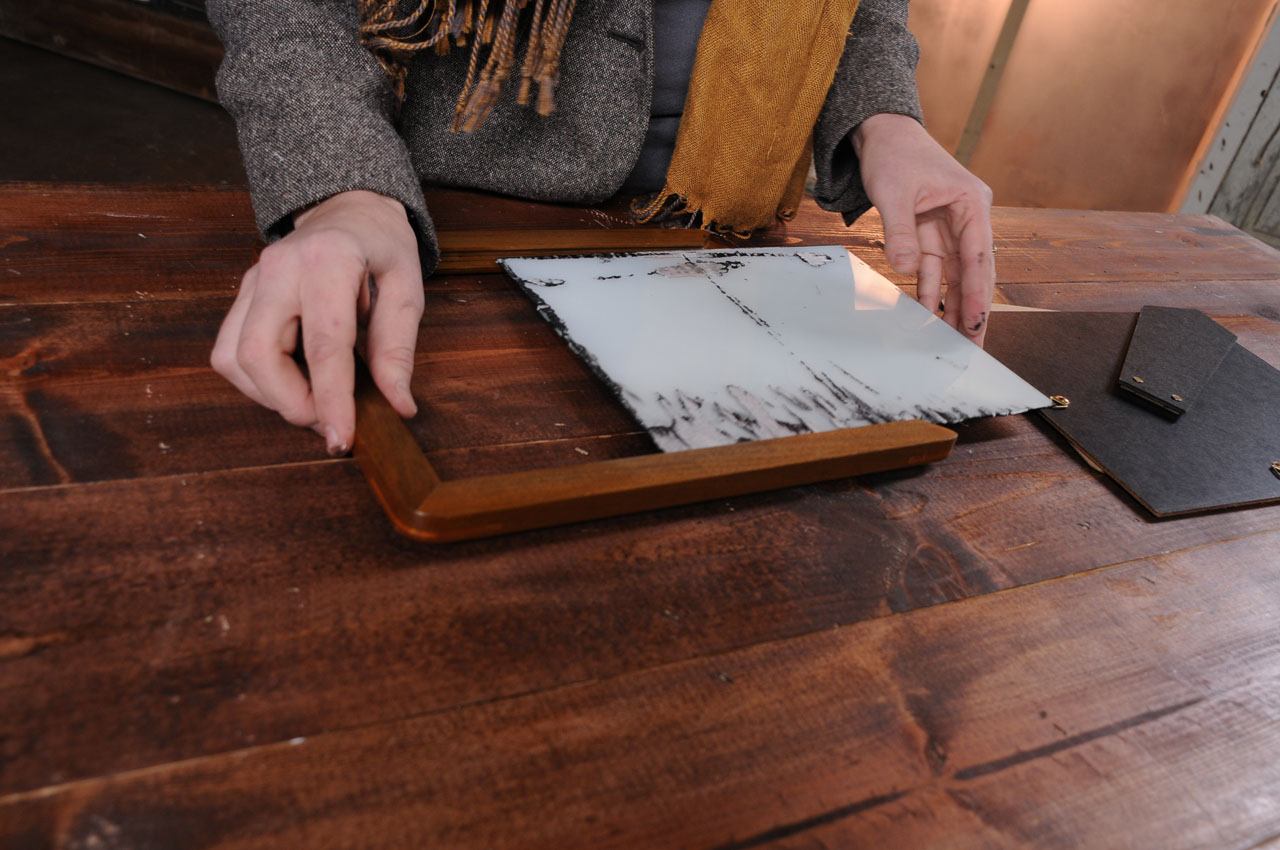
853, 112, 995, 345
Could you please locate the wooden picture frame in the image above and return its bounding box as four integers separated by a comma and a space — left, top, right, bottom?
352, 358, 956, 542
350, 230, 958, 542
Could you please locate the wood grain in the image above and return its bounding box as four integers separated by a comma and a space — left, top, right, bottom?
1207, 26, 1280, 247
954, 0, 1032, 166
0, 458, 991, 795
2, 413, 1277, 795
0, 0, 223, 101
3, 274, 1273, 491
435, 228, 715, 274
909, 0, 1017, 153
4, 187, 1277, 306
356, 337, 957, 540
3, 184, 1280, 849
965, 0, 1279, 212
0, 290, 650, 488
4, 531, 1278, 849
0, 183, 257, 305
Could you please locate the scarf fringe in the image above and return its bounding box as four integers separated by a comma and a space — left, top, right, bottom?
630, 191, 779, 240
357, 0, 578, 131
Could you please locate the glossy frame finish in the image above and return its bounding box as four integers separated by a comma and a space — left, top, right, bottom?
352, 357, 956, 542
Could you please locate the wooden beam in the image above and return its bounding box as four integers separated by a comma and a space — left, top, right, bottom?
955, 0, 1032, 166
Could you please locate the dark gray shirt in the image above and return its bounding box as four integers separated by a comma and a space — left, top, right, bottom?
621, 0, 711, 192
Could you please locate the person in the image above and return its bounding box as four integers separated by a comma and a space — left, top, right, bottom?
207, 0, 995, 456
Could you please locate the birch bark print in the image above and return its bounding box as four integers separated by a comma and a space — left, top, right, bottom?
502, 247, 1050, 452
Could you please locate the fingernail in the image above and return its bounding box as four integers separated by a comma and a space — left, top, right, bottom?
324, 426, 347, 457
397, 381, 418, 415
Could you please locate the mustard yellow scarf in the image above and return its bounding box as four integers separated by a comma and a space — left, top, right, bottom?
359, 0, 861, 234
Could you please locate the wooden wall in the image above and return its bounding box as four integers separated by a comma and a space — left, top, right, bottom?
910, 0, 1017, 155
911, 0, 1280, 212
5, 0, 1278, 216
1181, 10, 1280, 247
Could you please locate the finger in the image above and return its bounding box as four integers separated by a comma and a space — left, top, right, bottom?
366, 264, 425, 419
941, 230, 963, 299
915, 214, 962, 328
211, 267, 273, 410
300, 268, 362, 456
356, 269, 375, 323
941, 241, 966, 331
953, 203, 996, 344
876, 195, 923, 275
237, 265, 317, 429
914, 220, 949, 313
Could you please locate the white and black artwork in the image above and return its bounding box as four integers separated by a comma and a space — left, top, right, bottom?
501, 247, 1050, 452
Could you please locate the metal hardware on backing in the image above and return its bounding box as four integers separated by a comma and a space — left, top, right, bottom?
1132, 376, 1144, 383
1272, 461, 1280, 480
1050, 395, 1070, 408
1171, 393, 1183, 402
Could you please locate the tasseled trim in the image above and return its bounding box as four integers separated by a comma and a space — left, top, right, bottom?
356, 0, 578, 131
630, 192, 766, 241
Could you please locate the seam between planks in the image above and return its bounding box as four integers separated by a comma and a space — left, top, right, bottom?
0, 693, 1221, 845
0, 430, 653, 498
708, 693, 1210, 850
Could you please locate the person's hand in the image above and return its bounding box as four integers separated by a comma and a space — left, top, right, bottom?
853, 113, 995, 345
210, 189, 423, 455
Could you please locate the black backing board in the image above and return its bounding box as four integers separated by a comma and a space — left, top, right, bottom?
1117, 306, 1237, 416
986, 311, 1280, 516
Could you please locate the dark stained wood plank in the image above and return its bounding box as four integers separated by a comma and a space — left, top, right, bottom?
984, 210, 1280, 283
4, 532, 1279, 849
5, 186, 1280, 309
998, 278, 1280, 324
2, 264, 1272, 493
2, 409, 1278, 794
769, 205, 1280, 284
0, 0, 223, 101
4, 273, 1275, 490
5, 184, 1280, 848
428, 192, 1280, 287
0, 185, 708, 306
890, 415, 1280, 580
0, 458, 979, 795
1214, 315, 1280, 363
0, 285, 658, 489
0, 184, 257, 306
0, 38, 246, 186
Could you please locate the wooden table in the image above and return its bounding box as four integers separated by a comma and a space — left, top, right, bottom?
3, 183, 1280, 849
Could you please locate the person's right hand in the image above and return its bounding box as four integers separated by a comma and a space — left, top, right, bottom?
210, 189, 424, 455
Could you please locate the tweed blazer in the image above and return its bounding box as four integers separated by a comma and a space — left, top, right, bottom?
208, 0, 923, 273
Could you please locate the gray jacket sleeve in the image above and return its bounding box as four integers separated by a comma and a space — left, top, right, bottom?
812, 0, 924, 225
206, 0, 439, 273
